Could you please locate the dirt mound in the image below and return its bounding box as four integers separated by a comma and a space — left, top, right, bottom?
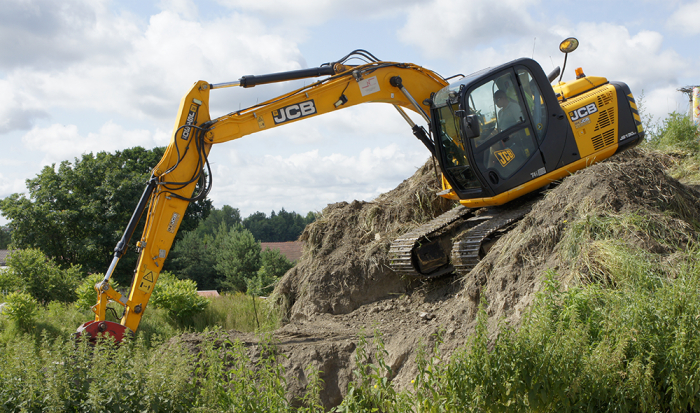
455, 148, 700, 333
177, 149, 700, 409
275, 159, 455, 320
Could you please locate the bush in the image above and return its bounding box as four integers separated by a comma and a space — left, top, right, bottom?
2, 291, 39, 331
150, 271, 209, 325
645, 111, 699, 152
5, 248, 81, 304
247, 248, 294, 296
74, 273, 121, 311
0, 267, 19, 294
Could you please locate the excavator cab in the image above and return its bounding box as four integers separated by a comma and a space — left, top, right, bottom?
432, 55, 643, 210
432, 58, 570, 204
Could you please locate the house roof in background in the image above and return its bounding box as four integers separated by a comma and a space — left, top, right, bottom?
0, 250, 10, 267
260, 241, 304, 262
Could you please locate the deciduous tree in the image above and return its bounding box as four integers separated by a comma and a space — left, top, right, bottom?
0, 147, 212, 284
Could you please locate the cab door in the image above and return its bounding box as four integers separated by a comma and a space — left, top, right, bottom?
466, 67, 547, 193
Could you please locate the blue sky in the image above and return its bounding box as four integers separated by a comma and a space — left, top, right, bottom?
1, 0, 698, 225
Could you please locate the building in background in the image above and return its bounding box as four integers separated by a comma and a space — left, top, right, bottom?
260, 241, 304, 262
0, 250, 9, 271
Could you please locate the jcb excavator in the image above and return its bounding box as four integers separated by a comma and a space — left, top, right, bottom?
77, 39, 644, 341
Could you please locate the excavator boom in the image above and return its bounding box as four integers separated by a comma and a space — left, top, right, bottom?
77, 52, 450, 340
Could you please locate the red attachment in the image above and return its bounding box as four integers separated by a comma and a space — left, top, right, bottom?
75, 320, 130, 344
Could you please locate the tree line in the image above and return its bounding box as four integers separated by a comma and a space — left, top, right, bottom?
166, 205, 314, 294
0, 146, 315, 295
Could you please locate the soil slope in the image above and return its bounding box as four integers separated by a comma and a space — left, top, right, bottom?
178, 149, 700, 409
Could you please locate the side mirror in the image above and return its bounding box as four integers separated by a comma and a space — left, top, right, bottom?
557, 37, 579, 83
463, 114, 481, 139
559, 37, 579, 54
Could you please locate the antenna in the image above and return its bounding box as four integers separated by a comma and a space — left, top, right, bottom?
532, 37, 536, 58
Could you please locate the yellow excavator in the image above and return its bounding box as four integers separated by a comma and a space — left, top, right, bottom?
76, 39, 644, 341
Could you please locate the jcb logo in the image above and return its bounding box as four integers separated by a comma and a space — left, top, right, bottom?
569, 103, 598, 121
494, 148, 515, 167
272, 100, 317, 125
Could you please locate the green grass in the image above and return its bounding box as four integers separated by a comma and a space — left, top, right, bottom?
0, 332, 296, 412
0, 293, 290, 412
1, 291, 279, 349
334, 243, 700, 412
642, 110, 700, 185
190, 292, 280, 333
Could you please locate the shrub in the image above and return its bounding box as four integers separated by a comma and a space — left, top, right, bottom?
5, 248, 81, 304
247, 248, 294, 296
645, 111, 699, 152
0, 267, 19, 294
150, 271, 209, 325
2, 291, 39, 331
74, 273, 121, 311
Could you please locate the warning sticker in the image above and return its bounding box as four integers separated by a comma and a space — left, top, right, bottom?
138, 268, 155, 294
359, 76, 380, 96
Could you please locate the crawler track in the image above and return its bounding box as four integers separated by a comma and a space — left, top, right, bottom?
388, 205, 471, 279
388, 196, 538, 279
450, 200, 536, 275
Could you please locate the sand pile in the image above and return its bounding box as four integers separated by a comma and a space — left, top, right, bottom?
275, 159, 455, 320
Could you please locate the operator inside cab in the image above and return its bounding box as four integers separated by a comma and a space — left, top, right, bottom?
494, 89, 523, 131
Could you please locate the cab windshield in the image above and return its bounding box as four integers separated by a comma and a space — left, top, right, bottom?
434, 102, 481, 191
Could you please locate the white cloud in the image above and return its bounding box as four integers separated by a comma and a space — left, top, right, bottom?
641, 86, 690, 121
667, 0, 700, 35
0, 79, 49, 134
157, 0, 199, 18
547, 23, 689, 120
398, 0, 540, 60
0, 0, 136, 70
404, 11, 689, 121
207, 144, 428, 216
215, 0, 421, 26
396, 0, 689, 122
1, 2, 308, 133
0, 172, 26, 198
21, 122, 169, 166
554, 24, 686, 90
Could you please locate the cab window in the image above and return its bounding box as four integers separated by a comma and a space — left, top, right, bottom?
467, 71, 537, 180
435, 103, 481, 190
517, 68, 548, 142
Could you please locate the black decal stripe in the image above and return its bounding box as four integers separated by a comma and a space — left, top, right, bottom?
627, 94, 643, 132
